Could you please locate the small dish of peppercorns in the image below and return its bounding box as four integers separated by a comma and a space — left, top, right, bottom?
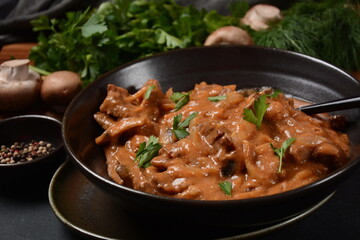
1, 140, 56, 164
0, 115, 65, 183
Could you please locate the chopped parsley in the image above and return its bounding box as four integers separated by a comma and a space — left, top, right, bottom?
270, 137, 296, 173
208, 95, 227, 102
144, 85, 156, 100
243, 95, 269, 129
135, 136, 162, 168
267, 89, 281, 98
172, 112, 198, 140
170, 92, 190, 111
219, 181, 232, 196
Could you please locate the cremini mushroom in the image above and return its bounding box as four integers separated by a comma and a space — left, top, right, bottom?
40, 70, 82, 112
204, 26, 253, 46
0, 59, 41, 111
241, 4, 282, 31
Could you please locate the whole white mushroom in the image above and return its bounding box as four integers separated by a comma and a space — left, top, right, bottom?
0, 59, 41, 111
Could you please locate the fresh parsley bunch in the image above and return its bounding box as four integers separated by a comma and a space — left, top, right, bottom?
29, 0, 239, 85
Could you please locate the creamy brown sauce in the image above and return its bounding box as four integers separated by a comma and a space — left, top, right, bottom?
94, 80, 350, 200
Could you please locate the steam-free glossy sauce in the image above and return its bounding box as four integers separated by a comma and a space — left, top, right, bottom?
95, 80, 349, 200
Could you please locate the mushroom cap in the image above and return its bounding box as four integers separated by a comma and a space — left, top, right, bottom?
41, 71, 82, 109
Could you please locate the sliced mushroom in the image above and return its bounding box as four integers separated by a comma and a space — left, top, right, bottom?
241, 4, 282, 31
0, 59, 41, 111
204, 26, 253, 46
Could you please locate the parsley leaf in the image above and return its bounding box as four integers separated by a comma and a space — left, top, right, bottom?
267, 89, 282, 98
144, 85, 156, 100
219, 181, 232, 196
135, 136, 162, 168
30, 0, 239, 85
81, 14, 108, 38
243, 95, 269, 129
270, 137, 296, 173
157, 29, 185, 48
170, 92, 190, 111
208, 95, 227, 102
172, 112, 198, 139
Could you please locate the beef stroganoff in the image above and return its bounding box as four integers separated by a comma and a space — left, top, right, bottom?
94, 79, 350, 200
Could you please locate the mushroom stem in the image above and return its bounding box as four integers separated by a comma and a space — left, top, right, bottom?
0, 59, 31, 81
0, 59, 41, 111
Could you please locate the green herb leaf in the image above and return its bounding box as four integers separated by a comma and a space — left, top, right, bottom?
29, 0, 239, 85
170, 92, 190, 111
219, 181, 232, 196
251, 0, 360, 72
267, 89, 282, 98
178, 112, 198, 129
156, 29, 184, 48
270, 137, 296, 173
31, 15, 53, 32
243, 95, 269, 129
172, 112, 198, 139
173, 129, 190, 140
208, 95, 227, 102
81, 14, 108, 38
135, 136, 162, 168
144, 85, 156, 100
229, 1, 250, 18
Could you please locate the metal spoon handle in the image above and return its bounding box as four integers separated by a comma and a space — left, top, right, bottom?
298, 96, 360, 115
